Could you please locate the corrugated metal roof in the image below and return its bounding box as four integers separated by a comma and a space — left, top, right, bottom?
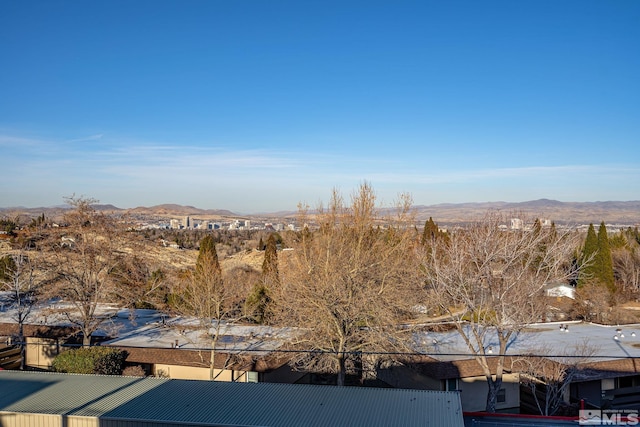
0, 371, 463, 426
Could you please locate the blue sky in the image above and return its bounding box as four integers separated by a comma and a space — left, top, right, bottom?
1, 1, 638, 213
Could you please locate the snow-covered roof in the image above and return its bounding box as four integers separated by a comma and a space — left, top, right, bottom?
102, 315, 296, 354
414, 321, 640, 363
0, 296, 297, 353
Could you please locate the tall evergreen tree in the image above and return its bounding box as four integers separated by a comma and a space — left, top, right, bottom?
421, 217, 440, 246
179, 234, 231, 380
597, 221, 616, 293
261, 234, 280, 286
247, 234, 278, 324
578, 224, 598, 287
608, 230, 628, 251
532, 218, 542, 234
197, 235, 221, 275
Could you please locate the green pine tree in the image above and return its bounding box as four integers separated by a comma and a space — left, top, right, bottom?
597, 221, 615, 293
261, 234, 280, 285
578, 223, 598, 287
421, 217, 439, 246
247, 234, 279, 324
608, 231, 628, 251
0, 255, 16, 283
196, 235, 221, 278
532, 218, 542, 234
246, 283, 270, 324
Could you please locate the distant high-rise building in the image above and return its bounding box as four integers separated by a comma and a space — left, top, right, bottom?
183, 216, 191, 229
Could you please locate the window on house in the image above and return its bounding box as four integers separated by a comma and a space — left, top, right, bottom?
445, 378, 458, 391
617, 375, 640, 389
619, 376, 633, 388
497, 388, 506, 403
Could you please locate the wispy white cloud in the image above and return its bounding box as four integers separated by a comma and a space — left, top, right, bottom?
64, 134, 104, 144
0, 134, 48, 147
363, 165, 640, 185
2, 131, 638, 211
98, 146, 310, 177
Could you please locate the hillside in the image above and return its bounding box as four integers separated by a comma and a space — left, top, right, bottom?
128, 204, 237, 218
411, 199, 640, 225
2, 200, 639, 225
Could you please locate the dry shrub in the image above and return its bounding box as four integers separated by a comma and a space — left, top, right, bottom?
122, 365, 146, 377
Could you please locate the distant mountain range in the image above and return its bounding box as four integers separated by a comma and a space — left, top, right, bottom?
126, 204, 237, 217
0, 203, 237, 219
1, 199, 639, 225
410, 199, 640, 225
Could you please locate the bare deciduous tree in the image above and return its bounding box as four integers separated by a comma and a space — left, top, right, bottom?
174, 235, 242, 380
613, 247, 640, 297
109, 254, 168, 310
279, 183, 419, 386
0, 248, 48, 369
47, 197, 133, 346
571, 282, 611, 323
421, 212, 579, 412
514, 339, 597, 416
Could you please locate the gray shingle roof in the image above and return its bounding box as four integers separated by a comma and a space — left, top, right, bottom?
0, 371, 463, 426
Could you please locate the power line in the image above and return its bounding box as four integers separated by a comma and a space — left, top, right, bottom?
9, 341, 639, 360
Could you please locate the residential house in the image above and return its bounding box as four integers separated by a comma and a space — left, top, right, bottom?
378, 321, 640, 414
0, 300, 299, 382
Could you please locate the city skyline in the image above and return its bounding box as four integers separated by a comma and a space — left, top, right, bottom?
1, 1, 639, 214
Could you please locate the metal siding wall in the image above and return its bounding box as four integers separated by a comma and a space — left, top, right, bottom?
24, 337, 60, 369
153, 364, 211, 380
67, 416, 99, 427
0, 412, 61, 427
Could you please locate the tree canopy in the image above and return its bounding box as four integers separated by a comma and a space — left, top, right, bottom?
279, 183, 419, 386
421, 212, 578, 412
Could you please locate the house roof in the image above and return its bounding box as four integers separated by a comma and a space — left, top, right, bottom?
412, 321, 640, 379
416, 321, 640, 362
0, 294, 122, 337
97, 314, 298, 371
101, 314, 296, 354
0, 370, 464, 427
0, 299, 297, 370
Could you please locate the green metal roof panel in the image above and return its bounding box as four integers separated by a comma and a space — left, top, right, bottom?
0, 371, 463, 427
104, 380, 463, 427
0, 372, 168, 416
